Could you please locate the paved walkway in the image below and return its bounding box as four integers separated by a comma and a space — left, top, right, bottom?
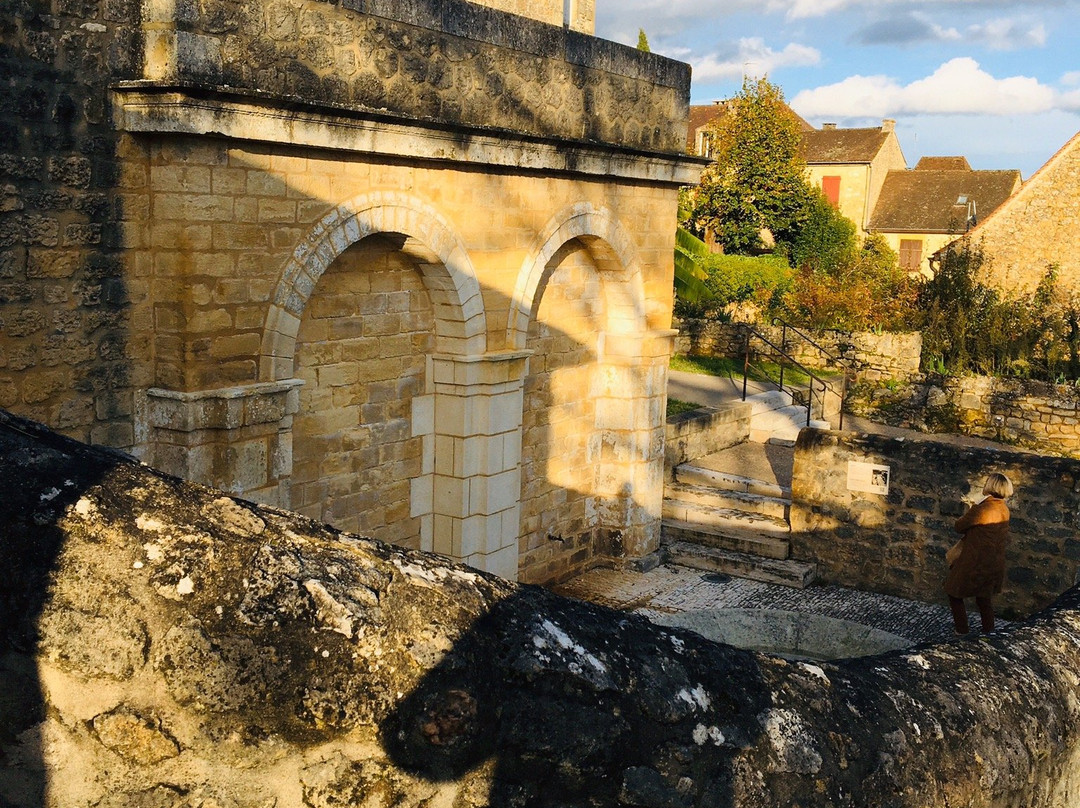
554, 563, 961, 651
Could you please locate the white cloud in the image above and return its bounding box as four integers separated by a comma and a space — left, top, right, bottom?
1062, 71, 1080, 87
791, 57, 1056, 117
775, 0, 1061, 21
691, 38, 821, 82
965, 18, 1047, 50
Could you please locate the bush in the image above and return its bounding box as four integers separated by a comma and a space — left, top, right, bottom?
703, 253, 793, 309
916, 243, 1080, 379
777, 234, 918, 331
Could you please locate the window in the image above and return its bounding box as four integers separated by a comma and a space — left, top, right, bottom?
821, 176, 841, 207
899, 239, 923, 272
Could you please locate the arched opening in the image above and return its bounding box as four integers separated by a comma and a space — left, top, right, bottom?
291, 235, 433, 549
518, 239, 607, 583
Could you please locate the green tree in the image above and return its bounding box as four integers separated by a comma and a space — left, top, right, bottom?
636, 28, 650, 52
687, 77, 810, 255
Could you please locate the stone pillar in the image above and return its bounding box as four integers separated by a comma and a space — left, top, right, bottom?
412, 351, 530, 580
137, 379, 303, 506
593, 329, 677, 559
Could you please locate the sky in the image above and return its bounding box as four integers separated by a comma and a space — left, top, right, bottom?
595, 0, 1080, 178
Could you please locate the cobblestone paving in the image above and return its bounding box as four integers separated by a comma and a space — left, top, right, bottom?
554, 563, 981, 648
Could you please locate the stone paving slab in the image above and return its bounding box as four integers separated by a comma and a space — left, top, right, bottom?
554, 563, 969, 649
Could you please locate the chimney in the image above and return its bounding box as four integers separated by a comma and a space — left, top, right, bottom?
882, 118, 896, 133
822, 123, 837, 130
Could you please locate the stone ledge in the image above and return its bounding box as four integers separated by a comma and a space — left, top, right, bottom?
112, 86, 706, 186
146, 379, 304, 432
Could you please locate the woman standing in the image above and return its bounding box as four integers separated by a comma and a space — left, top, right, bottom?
945, 472, 1013, 635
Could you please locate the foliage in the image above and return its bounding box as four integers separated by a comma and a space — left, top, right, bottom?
673, 226, 714, 307
703, 253, 793, 310
636, 28, 650, 52
778, 234, 918, 331
684, 77, 811, 255
787, 189, 857, 273
915, 243, 1080, 379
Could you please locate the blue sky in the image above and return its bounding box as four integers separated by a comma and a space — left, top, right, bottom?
596, 0, 1080, 178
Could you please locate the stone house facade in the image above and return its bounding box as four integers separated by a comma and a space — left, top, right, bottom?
869, 156, 1021, 277
959, 129, 1080, 293
800, 120, 907, 237
0, 0, 700, 582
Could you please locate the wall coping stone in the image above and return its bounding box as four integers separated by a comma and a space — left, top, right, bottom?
113, 85, 707, 186
146, 379, 304, 432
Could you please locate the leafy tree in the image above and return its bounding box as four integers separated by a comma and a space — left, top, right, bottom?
636, 28, 650, 52
787, 188, 857, 273
686, 77, 811, 255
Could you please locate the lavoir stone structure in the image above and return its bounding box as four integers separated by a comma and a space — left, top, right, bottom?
0, 0, 701, 582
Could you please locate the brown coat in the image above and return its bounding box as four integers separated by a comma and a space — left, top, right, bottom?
944, 496, 1010, 599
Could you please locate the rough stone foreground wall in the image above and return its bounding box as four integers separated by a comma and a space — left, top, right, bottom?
6, 410, 1080, 807
146, 0, 687, 153
792, 429, 1080, 619
674, 319, 923, 383
970, 130, 1080, 294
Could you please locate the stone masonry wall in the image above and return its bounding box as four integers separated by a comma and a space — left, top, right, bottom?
519, 245, 605, 584
0, 0, 144, 449
675, 319, 923, 382
791, 428, 1080, 618
850, 374, 1080, 457
291, 238, 431, 549
663, 401, 751, 472
970, 131, 1080, 294
7, 410, 1080, 808
145, 0, 688, 153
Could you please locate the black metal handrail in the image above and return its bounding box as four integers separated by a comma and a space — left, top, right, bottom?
768, 317, 851, 430
739, 324, 846, 429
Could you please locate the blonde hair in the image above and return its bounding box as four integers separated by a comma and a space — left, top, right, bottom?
983, 472, 1014, 499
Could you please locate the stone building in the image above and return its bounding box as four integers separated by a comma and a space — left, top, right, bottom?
0, 0, 700, 581
800, 120, 907, 237
869, 156, 1021, 276
958, 129, 1080, 293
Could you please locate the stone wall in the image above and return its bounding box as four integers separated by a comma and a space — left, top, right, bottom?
791, 428, 1080, 618
674, 319, 923, 382
7, 410, 1080, 808
849, 375, 1080, 457
0, 0, 143, 449
664, 402, 751, 471
969, 130, 1080, 294
140, 0, 687, 154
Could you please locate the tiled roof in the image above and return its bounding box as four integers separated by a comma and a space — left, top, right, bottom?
914, 156, 971, 171
868, 169, 1022, 232
800, 127, 891, 164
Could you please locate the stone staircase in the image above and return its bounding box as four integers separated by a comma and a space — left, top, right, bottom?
746, 389, 830, 445
661, 453, 818, 589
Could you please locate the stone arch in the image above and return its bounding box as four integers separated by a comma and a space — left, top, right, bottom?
507, 203, 646, 351
261, 192, 486, 382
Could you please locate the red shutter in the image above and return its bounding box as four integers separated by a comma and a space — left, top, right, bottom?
821, 176, 841, 207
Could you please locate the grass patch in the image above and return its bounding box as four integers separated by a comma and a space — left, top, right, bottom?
669, 353, 843, 389
666, 397, 702, 417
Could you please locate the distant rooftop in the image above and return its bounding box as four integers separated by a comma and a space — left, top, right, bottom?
869, 168, 1022, 233
799, 121, 896, 164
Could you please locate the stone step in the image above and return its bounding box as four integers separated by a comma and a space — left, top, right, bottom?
664, 481, 790, 520
749, 405, 830, 444
675, 463, 791, 500
661, 498, 790, 538
665, 541, 817, 589
744, 389, 792, 416
661, 518, 790, 560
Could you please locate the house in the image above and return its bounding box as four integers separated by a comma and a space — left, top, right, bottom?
800, 120, 907, 236
870, 157, 1022, 276
952, 130, 1080, 293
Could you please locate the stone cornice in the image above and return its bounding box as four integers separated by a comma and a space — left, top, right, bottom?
112, 84, 707, 186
